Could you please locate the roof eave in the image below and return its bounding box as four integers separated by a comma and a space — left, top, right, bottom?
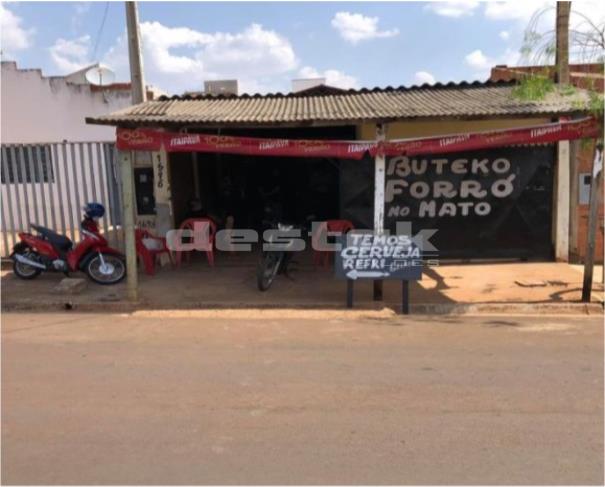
85, 109, 590, 130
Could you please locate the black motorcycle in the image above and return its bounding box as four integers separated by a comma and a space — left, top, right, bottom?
256, 203, 310, 291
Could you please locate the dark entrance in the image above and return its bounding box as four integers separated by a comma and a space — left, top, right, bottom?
169, 126, 356, 231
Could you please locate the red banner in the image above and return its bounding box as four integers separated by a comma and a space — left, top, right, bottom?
116, 128, 162, 151
384, 117, 601, 157
116, 128, 375, 160
116, 117, 601, 158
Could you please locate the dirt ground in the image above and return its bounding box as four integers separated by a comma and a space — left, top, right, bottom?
2, 311, 603, 485
1, 251, 604, 311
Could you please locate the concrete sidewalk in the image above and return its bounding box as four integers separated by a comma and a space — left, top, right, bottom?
1, 253, 603, 314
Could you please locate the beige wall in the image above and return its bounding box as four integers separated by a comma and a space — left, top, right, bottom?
358, 118, 551, 140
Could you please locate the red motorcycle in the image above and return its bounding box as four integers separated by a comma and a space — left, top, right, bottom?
11, 203, 126, 285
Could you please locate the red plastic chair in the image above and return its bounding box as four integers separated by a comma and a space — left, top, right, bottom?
135, 229, 174, 276
175, 217, 217, 267
312, 219, 354, 268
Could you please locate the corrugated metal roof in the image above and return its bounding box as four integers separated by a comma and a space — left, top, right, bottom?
86, 81, 591, 127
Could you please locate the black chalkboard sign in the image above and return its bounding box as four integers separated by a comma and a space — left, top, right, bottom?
334, 232, 422, 314
335, 232, 422, 281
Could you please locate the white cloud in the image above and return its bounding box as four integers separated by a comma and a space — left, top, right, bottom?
0, 3, 34, 57
464, 48, 519, 79
414, 71, 436, 85
465, 49, 490, 71
298, 66, 359, 90
499, 30, 510, 40
331, 12, 399, 44
484, 1, 550, 22
101, 21, 299, 94
484, 1, 604, 29
199, 23, 298, 78
425, 1, 480, 18
423, 0, 605, 31
570, 1, 605, 27
49, 35, 91, 73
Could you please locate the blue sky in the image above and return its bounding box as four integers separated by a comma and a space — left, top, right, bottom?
1, 1, 603, 95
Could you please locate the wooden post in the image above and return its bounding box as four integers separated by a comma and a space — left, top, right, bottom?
152, 145, 173, 266
373, 123, 386, 232
152, 145, 173, 236
555, 121, 570, 262
582, 144, 603, 302
346, 280, 354, 308
373, 123, 386, 301
555, 1, 571, 85
125, 2, 146, 105
119, 150, 138, 301
554, 0, 571, 260
401, 280, 410, 315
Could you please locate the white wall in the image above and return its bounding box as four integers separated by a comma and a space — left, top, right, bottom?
0, 61, 132, 144
0, 62, 131, 248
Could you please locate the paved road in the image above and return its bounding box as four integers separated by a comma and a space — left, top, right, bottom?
2, 311, 603, 485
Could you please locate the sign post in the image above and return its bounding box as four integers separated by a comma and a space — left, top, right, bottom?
346, 280, 354, 309
336, 232, 422, 314
401, 281, 410, 315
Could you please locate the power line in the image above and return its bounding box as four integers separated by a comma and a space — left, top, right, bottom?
92, 2, 110, 62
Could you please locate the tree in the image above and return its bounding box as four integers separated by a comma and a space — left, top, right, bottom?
514, 2, 604, 302
521, 2, 604, 65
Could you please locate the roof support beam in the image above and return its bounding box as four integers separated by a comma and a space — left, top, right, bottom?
373, 123, 386, 232
554, 138, 570, 261
152, 143, 174, 240
373, 123, 387, 302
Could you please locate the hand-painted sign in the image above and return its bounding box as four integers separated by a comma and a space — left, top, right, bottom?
335, 233, 423, 280
385, 150, 525, 220
384, 146, 554, 258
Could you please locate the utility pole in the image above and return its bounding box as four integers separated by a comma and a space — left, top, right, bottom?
120, 0, 146, 301
555, 1, 571, 85
582, 144, 603, 302
125, 1, 146, 104
553, 1, 572, 261
119, 149, 139, 301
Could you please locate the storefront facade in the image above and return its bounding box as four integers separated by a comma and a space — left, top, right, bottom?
87, 80, 598, 285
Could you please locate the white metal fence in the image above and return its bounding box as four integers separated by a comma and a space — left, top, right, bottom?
0, 141, 123, 257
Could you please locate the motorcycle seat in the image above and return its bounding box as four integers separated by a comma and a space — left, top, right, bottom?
31, 224, 73, 251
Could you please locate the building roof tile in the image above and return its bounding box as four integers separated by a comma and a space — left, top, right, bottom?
86, 80, 591, 127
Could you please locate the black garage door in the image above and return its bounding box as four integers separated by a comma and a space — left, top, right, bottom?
341, 145, 556, 260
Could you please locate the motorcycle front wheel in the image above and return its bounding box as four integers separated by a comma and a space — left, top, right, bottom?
85, 253, 126, 285
257, 252, 282, 291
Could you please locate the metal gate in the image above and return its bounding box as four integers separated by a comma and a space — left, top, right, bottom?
0, 141, 123, 258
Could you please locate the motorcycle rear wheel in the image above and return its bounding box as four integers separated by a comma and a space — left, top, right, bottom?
257, 252, 282, 291
13, 250, 42, 280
